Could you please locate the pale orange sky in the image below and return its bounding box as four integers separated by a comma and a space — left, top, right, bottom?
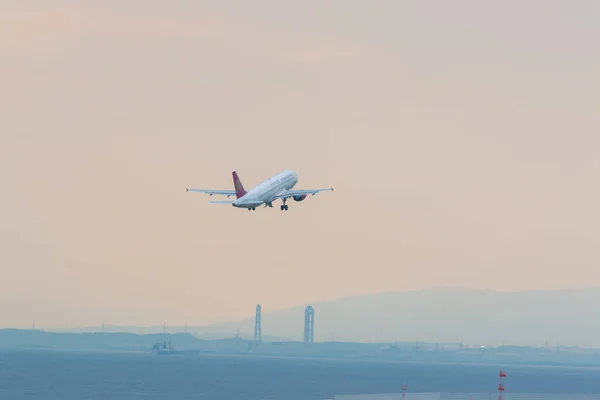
1, 1, 599, 329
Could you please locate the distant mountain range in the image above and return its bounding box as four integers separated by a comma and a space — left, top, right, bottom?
200, 287, 600, 347
54, 288, 600, 348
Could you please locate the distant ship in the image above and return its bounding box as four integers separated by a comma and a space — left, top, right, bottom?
151, 340, 200, 356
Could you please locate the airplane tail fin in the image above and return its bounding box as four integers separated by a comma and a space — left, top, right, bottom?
232, 171, 247, 199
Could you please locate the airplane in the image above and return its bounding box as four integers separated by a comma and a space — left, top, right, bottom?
185, 170, 333, 211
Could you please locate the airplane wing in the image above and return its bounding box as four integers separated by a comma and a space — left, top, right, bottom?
273, 188, 333, 200
186, 188, 237, 197
208, 200, 235, 204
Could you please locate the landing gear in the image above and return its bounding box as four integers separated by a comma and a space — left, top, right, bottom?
248, 207, 256, 211
280, 198, 289, 211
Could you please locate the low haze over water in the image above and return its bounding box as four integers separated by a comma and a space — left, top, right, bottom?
2, 350, 600, 399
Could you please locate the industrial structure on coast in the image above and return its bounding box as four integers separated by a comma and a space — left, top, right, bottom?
253, 303, 315, 346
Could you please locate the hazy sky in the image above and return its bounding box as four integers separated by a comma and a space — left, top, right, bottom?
1, 1, 599, 329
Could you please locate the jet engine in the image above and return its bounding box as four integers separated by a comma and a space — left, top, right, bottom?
293, 194, 307, 202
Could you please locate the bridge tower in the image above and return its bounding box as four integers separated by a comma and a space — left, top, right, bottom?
303, 306, 314, 344
254, 304, 262, 343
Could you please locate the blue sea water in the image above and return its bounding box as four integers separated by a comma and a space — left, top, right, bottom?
2, 349, 600, 399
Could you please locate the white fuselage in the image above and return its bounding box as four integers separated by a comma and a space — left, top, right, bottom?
232, 170, 298, 208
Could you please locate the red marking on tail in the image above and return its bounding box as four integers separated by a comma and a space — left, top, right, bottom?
232, 171, 247, 199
